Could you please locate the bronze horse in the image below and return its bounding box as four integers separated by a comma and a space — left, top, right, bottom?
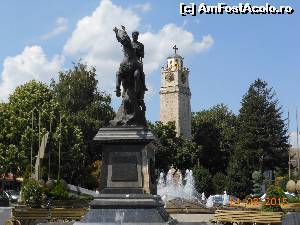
110, 26, 147, 126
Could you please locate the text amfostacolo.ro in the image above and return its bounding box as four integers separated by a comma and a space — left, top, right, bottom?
180, 2, 295, 15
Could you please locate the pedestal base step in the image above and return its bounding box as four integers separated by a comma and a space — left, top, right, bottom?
74, 195, 176, 225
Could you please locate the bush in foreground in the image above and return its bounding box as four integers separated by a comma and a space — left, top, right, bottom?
261, 185, 285, 212
50, 180, 69, 200
21, 178, 45, 208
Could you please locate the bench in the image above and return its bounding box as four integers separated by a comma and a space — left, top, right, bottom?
6, 207, 87, 225
12, 207, 49, 219
282, 203, 300, 212
50, 208, 86, 220
211, 210, 283, 224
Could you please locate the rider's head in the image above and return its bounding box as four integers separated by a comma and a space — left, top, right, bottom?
132, 31, 139, 42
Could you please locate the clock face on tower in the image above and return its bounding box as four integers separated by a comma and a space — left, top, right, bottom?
165, 72, 174, 82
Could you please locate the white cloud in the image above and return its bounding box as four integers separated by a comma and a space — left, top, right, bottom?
0, 46, 63, 101
63, 0, 140, 91
141, 24, 213, 74
0, 0, 213, 101
131, 3, 152, 12
64, 0, 213, 92
40, 17, 68, 40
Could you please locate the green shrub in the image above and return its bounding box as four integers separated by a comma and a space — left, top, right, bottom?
286, 196, 300, 203
277, 176, 289, 191
21, 178, 45, 208
262, 185, 285, 212
193, 165, 213, 195
252, 171, 263, 197
50, 180, 69, 200
212, 172, 227, 194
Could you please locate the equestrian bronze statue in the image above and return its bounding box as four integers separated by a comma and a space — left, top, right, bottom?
110, 26, 147, 126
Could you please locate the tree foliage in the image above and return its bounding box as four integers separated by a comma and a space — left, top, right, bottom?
149, 121, 197, 173
212, 172, 227, 194
227, 79, 289, 198
0, 62, 114, 189
50, 180, 69, 200
237, 79, 289, 173
0, 81, 58, 179
192, 104, 237, 174
51, 62, 114, 187
0, 144, 27, 179
192, 165, 213, 195
51, 62, 114, 138
21, 178, 45, 208
226, 151, 252, 198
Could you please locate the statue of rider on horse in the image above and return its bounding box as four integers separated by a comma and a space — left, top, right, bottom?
110, 26, 147, 126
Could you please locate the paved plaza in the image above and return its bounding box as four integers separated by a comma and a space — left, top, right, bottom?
0, 207, 12, 225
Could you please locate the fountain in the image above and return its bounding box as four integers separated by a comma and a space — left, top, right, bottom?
223, 191, 230, 206
206, 196, 214, 208
201, 192, 206, 201
158, 168, 231, 210
158, 169, 198, 202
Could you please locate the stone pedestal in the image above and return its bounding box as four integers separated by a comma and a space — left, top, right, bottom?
75, 126, 176, 225
94, 126, 156, 195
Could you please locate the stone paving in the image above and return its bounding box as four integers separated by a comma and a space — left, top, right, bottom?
171, 213, 214, 224
0, 207, 12, 225
36, 214, 215, 225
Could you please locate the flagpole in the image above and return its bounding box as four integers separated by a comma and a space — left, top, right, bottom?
38, 111, 41, 180
288, 110, 291, 180
48, 115, 52, 180
296, 108, 299, 175
31, 110, 34, 177
58, 113, 61, 180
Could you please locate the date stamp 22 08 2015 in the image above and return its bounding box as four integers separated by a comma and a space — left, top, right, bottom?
229, 197, 288, 206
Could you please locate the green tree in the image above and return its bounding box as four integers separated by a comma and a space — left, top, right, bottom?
0, 81, 60, 179
212, 172, 227, 194
0, 80, 85, 186
192, 104, 237, 174
51, 62, 114, 188
0, 144, 27, 181
50, 114, 84, 184
51, 62, 114, 141
149, 121, 197, 173
192, 165, 213, 195
226, 151, 252, 198
237, 79, 289, 173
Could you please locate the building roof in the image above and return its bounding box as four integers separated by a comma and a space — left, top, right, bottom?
167, 53, 184, 59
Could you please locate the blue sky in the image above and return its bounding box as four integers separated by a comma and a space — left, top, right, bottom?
0, 0, 299, 145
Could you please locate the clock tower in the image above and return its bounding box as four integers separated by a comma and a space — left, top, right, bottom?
159, 46, 191, 139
